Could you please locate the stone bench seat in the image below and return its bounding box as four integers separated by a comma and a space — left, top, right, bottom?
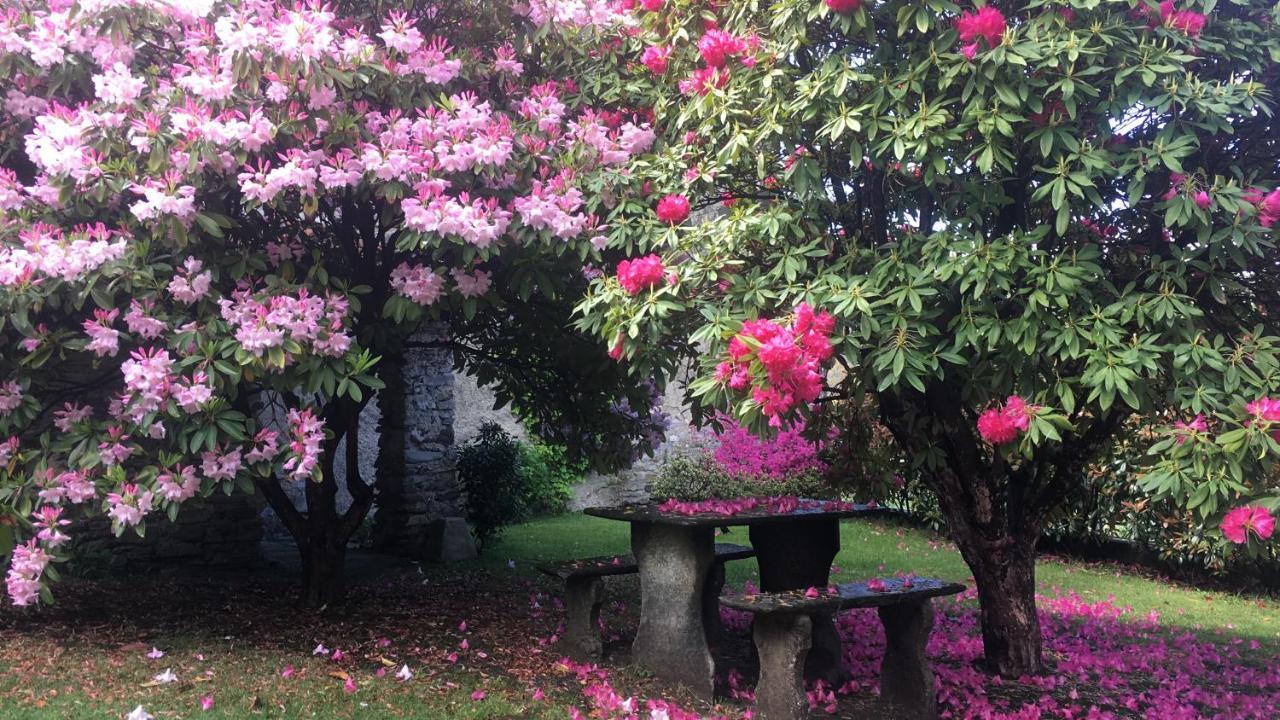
539, 543, 755, 660
721, 577, 964, 720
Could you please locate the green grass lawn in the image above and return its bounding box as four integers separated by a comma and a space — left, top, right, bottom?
484, 512, 1280, 645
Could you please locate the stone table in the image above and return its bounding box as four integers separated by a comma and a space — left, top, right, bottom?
584, 499, 882, 698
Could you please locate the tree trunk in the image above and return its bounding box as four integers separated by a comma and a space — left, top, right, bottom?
300, 534, 349, 608
371, 349, 406, 550
954, 533, 1042, 677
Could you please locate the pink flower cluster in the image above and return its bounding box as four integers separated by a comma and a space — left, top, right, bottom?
956, 5, 1006, 60
715, 303, 836, 426
711, 417, 827, 480
0, 381, 23, 417
4, 540, 50, 606
659, 26, 758, 96
641, 45, 670, 74
512, 178, 591, 239
105, 483, 154, 529
120, 347, 175, 418
654, 193, 690, 225
1244, 396, 1280, 441
1172, 413, 1208, 444
1242, 187, 1280, 228
283, 408, 325, 482
83, 308, 121, 358
976, 395, 1034, 446
1220, 505, 1275, 544
218, 288, 352, 361
0, 222, 127, 287
656, 495, 859, 516
391, 263, 445, 306
402, 189, 513, 248
168, 257, 212, 304
615, 254, 666, 295
1151, 1, 1207, 37
155, 466, 200, 504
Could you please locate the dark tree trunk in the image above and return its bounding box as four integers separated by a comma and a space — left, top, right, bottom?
951, 528, 1042, 676
249, 392, 376, 609
300, 530, 349, 608
876, 386, 1049, 677
371, 349, 407, 550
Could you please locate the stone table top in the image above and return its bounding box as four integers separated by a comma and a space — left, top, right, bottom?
720, 577, 966, 614
584, 498, 886, 527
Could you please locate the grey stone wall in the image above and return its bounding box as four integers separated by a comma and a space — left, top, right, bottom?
568, 372, 711, 510
368, 322, 475, 560
453, 369, 525, 445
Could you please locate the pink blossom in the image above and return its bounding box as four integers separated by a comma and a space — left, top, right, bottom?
83, 308, 121, 357
826, 0, 862, 13
5, 540, 50, 606
1253, 189, 1280, 228
92, 62, 145, 105
718, 304, 834, 424
712, 417, 827, 480
451, 268, 493, 299
283, 408, 325, 482
200, 448, 243, 483
169, 257, 212, 304
1173, 414, 1208, 443
391, 263, 444, 305
678, 65, 729, 96
977, 408, 1019, 445
245, 429, 280, 464
655, 194, 690, 224
1221, 505, 1275, 544
616, 255, 666, 295
124, 300, 168, 339
105, 483, 154, 528
697, 30, 748, 69
641, 45, 670, 74
0, 381, 22, 417
978, 395, 1034, 445
156, 466, 200, 503
956, 6, 1006, 52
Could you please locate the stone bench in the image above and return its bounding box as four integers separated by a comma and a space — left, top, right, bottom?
721, 577, 964, 720
539, 542, 756, 660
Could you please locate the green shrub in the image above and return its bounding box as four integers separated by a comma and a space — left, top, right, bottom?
517, 442, 586, 517
458, 423, 586, 548
457, 423, 525, 548
651, 455, 831, 501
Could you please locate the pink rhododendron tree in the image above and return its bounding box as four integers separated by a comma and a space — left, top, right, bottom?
0, 0, 666, 607
569, 0, 1280, 676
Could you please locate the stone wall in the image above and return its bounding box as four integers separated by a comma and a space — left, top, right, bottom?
366, 322, 475, 560
567, 372, 710, 510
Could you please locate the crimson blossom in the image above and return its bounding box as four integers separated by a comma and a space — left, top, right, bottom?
0, 0, 667, 607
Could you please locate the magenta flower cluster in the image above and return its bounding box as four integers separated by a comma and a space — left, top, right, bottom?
711, 417, 827, 480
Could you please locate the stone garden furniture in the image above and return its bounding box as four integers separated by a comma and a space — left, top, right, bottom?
585, 500, 884, 698
721, 577, 965, 720
538, 543, 755, 662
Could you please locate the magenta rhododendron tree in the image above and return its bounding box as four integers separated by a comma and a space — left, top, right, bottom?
0, 0, 666, 607
569, 0, 1280, 675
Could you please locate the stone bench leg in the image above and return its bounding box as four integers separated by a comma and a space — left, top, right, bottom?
877, 600, 937, 720
702, 561, 726, 646
558, 576, 603, 661
753, 613, 812, 720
